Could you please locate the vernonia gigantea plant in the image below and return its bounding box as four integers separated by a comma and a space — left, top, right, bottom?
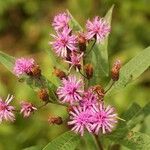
0, 5, 150, 150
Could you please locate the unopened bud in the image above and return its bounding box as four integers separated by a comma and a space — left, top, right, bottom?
84, 64, 93, 79
111, 60, 122, 81
78, 33, 86, 52
53, 67, 67, 80
92, 85, 105, 101
29, 65, 41, 77
67, 105, 74, 113
48, 116, 63, 125
38, 89, 49, 102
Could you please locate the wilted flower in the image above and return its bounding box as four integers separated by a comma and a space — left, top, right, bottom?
52, 12, 70, 31
0, 95, 15, 123
57, 76, 83, 104
20, 101, 37, 118
85, 16, 110, 43
13, 58, 35, 77
68, 106, 93, 136
50, 28, 78, 58
91, 104, 117, 134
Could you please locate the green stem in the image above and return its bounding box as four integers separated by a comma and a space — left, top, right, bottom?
85, 39, 96, 56
94, 135, 104, 150
104, 80, 115, 94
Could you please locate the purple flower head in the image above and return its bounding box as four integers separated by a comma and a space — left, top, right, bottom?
80, 89, 98, 110
66, 52, 83, 71
52, 12, 70, 31
0, 95, 15, 123
13, 58, 35, 77
50, 28, 78, 58
57, 76, 83, 104
68, 106, 93, 136
85, 16, 110, 43
20, 101, 37, 118
91, 104, 117, 134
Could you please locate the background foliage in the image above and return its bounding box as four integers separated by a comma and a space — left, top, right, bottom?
0, 0, 149, 150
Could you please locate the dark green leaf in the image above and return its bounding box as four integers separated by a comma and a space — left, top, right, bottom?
42, 131, 80, 150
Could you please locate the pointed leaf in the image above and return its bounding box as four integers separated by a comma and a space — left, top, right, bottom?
42, 131, 80, 150
67, 10, 82, 31
107, 46, 150, 96
0, 51, 15, 72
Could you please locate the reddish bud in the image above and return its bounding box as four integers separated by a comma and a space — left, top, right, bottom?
38, 89, 49, 102
28, 65, 41, 77
78, 33, 86, 52
92, 85, 105, 101
111, 59, 122, 81
84, 64, 93, 79
48, 116, 63, 125
53, 67, 67, 80
67, 105, 74, 113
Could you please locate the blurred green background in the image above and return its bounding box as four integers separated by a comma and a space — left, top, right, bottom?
0, 0, 149, 150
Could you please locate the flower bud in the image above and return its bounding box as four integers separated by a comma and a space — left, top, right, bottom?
48, 116, 63, 125
84, 64, 93, 79
78, 33, 86, 52
53, 67, 67, 79
92, 85, 105, 101
38, 89, 49, 102
67, 105, 74, 113
111, 59, 122, 81
28, 65, 41, 77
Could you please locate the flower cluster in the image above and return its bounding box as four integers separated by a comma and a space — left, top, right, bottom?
1, 11, 120, 138
51, 12, 117, 136
57, 76, 117, 136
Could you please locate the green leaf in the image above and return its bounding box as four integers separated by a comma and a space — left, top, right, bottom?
83, 132, 98, 150
107, 46, 150, 96
23, 146, 41, 150
0, 51, 58, 102
108, 131, 150, 150
42, 131, 80, 150
0, 51, 15, 72
105, 103, 150, 149
67, 10, 82, 31
86, 5, 114, 85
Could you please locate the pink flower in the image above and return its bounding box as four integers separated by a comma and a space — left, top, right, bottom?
68, 106, 93, 136
80, 89, 98, 110
85, 16, 110, 43
50, 28, 78, 58
20, 101, 37, 118
91, 104, 117, 134
66, 52, 83, 71
52, 12, 70, 31
13, 58, 35, 77
0, 95, 15, 123
57, 76, 83, 104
